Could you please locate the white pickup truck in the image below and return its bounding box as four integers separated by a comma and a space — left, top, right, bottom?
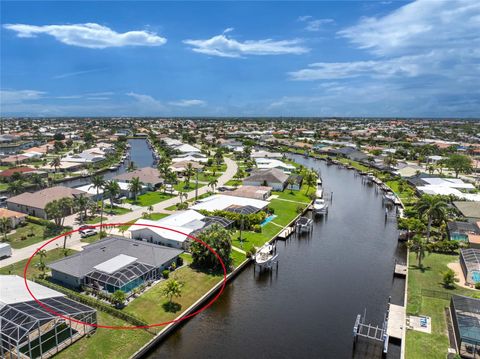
0, 243, 12, 259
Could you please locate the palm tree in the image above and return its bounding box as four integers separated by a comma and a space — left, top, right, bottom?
50, 156, 61, 176
162, 279, 183, 304
74, 195, 90, 224
0, 217, 10, 241
208, 178, 218, 193
408, 235, 429, 268
184, 163, 195, 189
304, 170, 318, 195
112, 290, 126, 308
104, 180, 121, 211
287, 177, 295, 194
128, 177, 143, 203
178, 191, 188, 204
89, 175, 105, 207
416, 195, 448, 242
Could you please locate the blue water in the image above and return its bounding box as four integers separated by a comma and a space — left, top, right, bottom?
473, 271, 480, 283
452, 234, 468, 241
261, 215, 277, 226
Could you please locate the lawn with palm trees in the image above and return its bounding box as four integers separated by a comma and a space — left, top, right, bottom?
125, 190, 174, 206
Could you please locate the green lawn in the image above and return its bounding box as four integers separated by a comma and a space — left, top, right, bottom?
125, 191, 174, 206
0, 248, 77, 278
123, 265, 222, 329
406, 252, 479, 359
231, 249, 247, 268
0, 183, 8, 191
146, 212, 170, 221
269, 198, 306, 226
224, 179, 242, 186
386, 180, 418, 205
86, 206, 131, 224
55, 311, 154, 359
4, 222, 67, 249
272, 186, 312, 204
173, 181, 203, 193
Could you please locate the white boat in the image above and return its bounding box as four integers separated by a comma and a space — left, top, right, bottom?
296, 216, 313, 233
316, 188, 324, 199
109, 165, 118, 171
255, 244, 278, 269
366, 173, 375, 182
313, 198, 328, 215
316, 178, 322, 187
383, 192, 396, 203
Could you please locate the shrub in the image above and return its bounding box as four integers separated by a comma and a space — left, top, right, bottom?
162, 269, 170, 279
252, 224, 261, 233
246, 246, 257, 258
176, 256, 184, 266
442, 269, 456, 289
296, 204, 305, 214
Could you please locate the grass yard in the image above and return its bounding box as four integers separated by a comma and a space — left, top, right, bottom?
86, 206, 131, 224
126, 191, 174, 206
406, 252, 479, 359
55, 311, 154, 359
272, 186, 312, 204
0, 248, 77, 278
231, 249, 247, 268
124, 266, 222, 328
269, 198, 306, 226
224, 179, 242, 186
4, 222, 67, 249
232, 222, 282, 249
0, 182, 8, 191
337, 158, 370, 172
146, 212, 170, 221
386, 180, 418, 205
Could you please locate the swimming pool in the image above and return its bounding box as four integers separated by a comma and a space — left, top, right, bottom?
261, 215, 277, 226
451, 233, 468, 241
472, 271, 480, 283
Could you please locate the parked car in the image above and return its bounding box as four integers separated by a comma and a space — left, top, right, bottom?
0, 243, 12, 259
78, 225, 95, 231
79, 228, 97, 238
0, 196, 8, 208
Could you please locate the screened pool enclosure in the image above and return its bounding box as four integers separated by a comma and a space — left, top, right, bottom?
451, 295, 480, 358
0, 297, 96, 359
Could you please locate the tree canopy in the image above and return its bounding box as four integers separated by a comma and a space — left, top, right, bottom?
190, 224, 232, 272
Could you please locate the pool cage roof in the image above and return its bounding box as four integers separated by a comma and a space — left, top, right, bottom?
0, 296, 96, 345
203, 216, 235, 228
451, 295, 480, 344
85, 261, 154, 288
225, 205, 259, 215
461, 248, 480, 273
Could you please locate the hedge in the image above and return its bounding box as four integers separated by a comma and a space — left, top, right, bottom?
34, 278, 154, 332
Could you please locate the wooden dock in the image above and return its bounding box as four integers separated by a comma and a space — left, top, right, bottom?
387, 304, 405, 340
394, 263, 408, 277
277, 226, 295, 240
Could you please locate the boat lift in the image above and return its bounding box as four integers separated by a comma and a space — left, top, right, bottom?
353, 300, 391, 356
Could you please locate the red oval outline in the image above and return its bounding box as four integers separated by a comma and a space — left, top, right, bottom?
23, 222, 228, 330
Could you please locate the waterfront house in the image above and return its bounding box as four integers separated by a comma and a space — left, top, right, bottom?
447, 221, 480, 242
250, 150, 283, 159
0, 275, 97, 359
454, 201, 480, 222
224, 185, 272, 200
169, 160, 204, 175
6, 186, 88, 219
0, 208, 27, 228
114, 167, 164, 190
255, 158, 296, 172
191, 194, 269, 213
243, 168, 289, 191
49, 236, 183, 294
130, 210, 234, 249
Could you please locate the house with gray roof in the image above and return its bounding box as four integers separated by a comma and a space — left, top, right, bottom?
49, 236, 183, 295
114, 167, 164, 190
243, 168, 289, 191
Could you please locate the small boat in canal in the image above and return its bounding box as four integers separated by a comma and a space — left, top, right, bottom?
296, 216, 313, 234
313, 198, 328, 215
254, 243, 278, 270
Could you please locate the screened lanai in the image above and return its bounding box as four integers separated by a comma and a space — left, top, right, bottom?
460, 248, 480, 284
84, 261, 158, 294
451, 295, 480, 358
0, 296, 96, 359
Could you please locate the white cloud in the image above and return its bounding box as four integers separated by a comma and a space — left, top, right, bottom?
169, 99, 206, 107
183, 30, 309, 58
0, 89, 46, 104
53, 68, 106, 79
298, 16, 335, 32
338, 0, 480, 56
126, 92, 165, 111
3, 23, 167, 49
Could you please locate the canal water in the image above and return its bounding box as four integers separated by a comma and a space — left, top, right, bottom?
60, 138, 156, 188
145, 154, 406, 359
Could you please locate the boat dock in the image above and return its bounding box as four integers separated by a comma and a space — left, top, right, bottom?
394, 261, 408, 277
277, 226, 295, 239
387, 304, 406, 340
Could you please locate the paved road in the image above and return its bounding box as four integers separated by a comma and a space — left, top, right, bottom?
0, 157, 238, 268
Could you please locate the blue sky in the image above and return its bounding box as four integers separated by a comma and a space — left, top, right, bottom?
1, 0, 479, 117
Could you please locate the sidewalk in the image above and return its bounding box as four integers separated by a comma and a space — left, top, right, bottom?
0, 157, 238, 268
